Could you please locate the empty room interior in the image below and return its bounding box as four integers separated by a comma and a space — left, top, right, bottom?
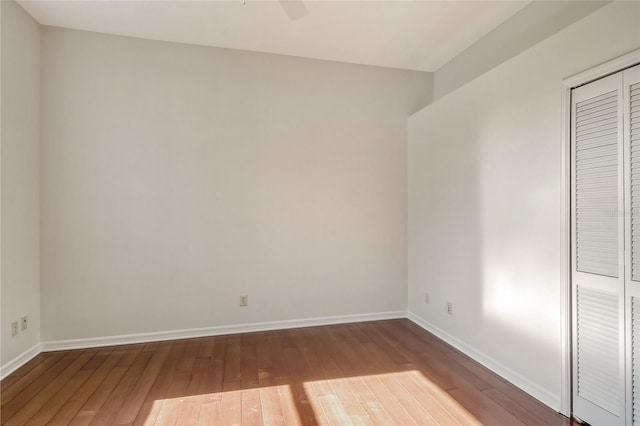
2, 0, 640, 424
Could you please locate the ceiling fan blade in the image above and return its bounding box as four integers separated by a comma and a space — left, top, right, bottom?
278, 0, 309, 21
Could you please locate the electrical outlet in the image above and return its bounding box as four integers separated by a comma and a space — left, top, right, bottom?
11, 320, 18, 337
447, 302, 453, 315
424, 292, 430, 304
240, 295, 248, 306
21, 316, 28, 331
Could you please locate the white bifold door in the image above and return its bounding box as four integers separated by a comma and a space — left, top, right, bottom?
571, 63, 640, 426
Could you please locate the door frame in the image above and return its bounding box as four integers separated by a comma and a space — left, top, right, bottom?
561, 48, 640, 417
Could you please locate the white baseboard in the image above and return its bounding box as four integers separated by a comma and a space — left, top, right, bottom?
40, 311, 406, 352
407, 311, 561, 412
1, 343, 42, 380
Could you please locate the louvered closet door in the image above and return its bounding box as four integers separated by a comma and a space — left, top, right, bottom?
571, 72, 626, 426
625, 64, 640, 426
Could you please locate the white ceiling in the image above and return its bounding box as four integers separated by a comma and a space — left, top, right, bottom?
18, 0, 530, 72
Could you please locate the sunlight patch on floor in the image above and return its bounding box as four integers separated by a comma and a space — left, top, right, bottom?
145, 370, 481, 425
303, 370, 481, 425
146, 384, 298, 425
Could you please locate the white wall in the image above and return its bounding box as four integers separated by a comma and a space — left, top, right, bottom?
1, 0, 41, 367
408, 0, 640, 411
40, 27, 431, 342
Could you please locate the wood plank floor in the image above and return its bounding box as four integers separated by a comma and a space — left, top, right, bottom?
1, 319, 575, 425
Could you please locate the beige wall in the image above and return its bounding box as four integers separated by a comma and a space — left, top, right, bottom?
408, 0, 640, 411
40, 27, 432, 342
1, 0, 41, 367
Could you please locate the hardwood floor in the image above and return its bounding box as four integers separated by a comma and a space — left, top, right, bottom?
1, 319, 574, 425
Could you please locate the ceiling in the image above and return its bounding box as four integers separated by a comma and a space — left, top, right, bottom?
17, 0, 531, 72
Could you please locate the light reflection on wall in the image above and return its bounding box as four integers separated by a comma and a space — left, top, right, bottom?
482, 262, 558, 344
